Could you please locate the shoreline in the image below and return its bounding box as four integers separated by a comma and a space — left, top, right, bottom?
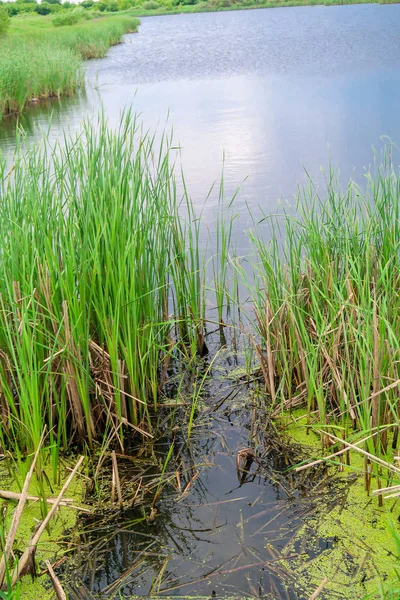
125, 0, 399, 19
0, 14, 140, 119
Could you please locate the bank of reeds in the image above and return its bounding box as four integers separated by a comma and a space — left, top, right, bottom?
0, 112, 204, 459
0, 15, 139, 117
248, 153, 400, 487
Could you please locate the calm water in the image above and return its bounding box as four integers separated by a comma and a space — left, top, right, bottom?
3, 5, 400, 249
66, 350, 339, 599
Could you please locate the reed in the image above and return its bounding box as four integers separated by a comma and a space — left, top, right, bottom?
0, 112, 205, 459
247, 150, 400, 481
0, 14, 140, 117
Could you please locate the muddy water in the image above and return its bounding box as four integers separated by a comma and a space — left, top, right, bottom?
65, 350, 338, 599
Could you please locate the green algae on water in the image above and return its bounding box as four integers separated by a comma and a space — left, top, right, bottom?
1, 460, 87, 599
282, 410, 400, 599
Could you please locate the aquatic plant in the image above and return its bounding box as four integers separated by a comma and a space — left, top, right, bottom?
0, 14, 140, 117
247, 150, 400, 490
0, 112, 205, 458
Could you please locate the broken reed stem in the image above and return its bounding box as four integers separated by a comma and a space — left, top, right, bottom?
315, 430, 400, 478
308, 577, 329, 600
0, 491, 89, 513
45, 560, 67, 600
295, 425, 394, 472
12, 455, 84, 585
0, 429, 46, 587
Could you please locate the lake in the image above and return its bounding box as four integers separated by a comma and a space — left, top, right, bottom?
3, 4, 400, 252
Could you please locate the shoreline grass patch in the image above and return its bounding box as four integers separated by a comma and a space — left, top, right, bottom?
0, 111, 204, 459
0, 14, 140, 118
246, 153, 400, 496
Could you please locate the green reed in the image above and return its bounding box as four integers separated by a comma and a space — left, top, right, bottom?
0, 14, 139, 118
0, 112, 205, 458
247, 150, 400, 481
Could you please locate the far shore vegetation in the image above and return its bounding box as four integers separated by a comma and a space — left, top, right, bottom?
0, 0, 397, 118
1, 0, 399, 17
0, 12, 139, 117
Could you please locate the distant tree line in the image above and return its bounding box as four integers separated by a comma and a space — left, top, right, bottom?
0, 0, 136, 17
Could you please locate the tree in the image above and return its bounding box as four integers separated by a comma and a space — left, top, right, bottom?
0, 6, 10, 35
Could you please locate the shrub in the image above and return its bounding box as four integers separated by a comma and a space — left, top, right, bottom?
143, 0, 160, 8
34, 2, 52, 14
106, 1, 119, 10
0, 7, 10, 35
5, 3, 20, 15
117, 0, 130, 9
52, 10, 80, 25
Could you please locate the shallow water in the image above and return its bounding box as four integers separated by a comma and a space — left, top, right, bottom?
3, 5, 400, 251
66, 350, 338, 599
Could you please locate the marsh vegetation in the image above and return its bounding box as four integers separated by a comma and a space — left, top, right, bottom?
1, 4, 400, 598
1, 113, 400, 598
0, 14, 139, 117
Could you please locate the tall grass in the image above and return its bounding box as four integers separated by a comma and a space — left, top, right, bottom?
0, 112, 204, 458
0, 15, 139, 117
247, 153, 400, 483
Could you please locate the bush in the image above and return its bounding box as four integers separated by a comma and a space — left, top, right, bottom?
52, 10, 80, 25
34, 2, 52, 14
117, 0, 130, 9
0, 6, 10, 34
5, 4, 20, 15
143, 0, 160, 8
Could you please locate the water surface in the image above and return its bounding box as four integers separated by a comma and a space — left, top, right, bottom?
3, 5, 400, 251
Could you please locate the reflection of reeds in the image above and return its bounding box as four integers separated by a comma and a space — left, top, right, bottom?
247, 152, 400, 488
0, 112, 205, 459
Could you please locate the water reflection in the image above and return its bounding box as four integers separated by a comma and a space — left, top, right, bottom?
66, 350, 339, 599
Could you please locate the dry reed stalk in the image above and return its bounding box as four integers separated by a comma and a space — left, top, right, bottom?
111, 450, 123, 509
336, 378, 400, 418
62, 302, 86, 441
265, 300, 276, 403
295, 425, 394, 472
45, 560, 67, 600
118, 359, 128, 420
0, 430, 45, 586
12, 455, 84, 584
0, 490, 89, 512
371, 293, 380, 437
315, 430, 400, 477
308, 577, 329, 600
